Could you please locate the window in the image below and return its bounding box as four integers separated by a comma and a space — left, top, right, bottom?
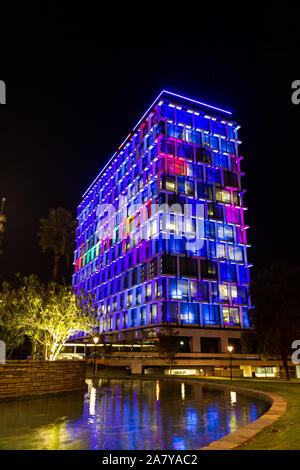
155, 278, 165, 298
200, 260, 218, 280
169, 278, 188, 300
217, 224, 234, 242
127, 290, 133, 307
181, 302, 199, 324
131, 309, 137, 327
184, 179, 195, 196
195, 147, 211, 164
180, 257, 198, 278
163, 301, 178, 322
167, 124, 184, 139
238, 265, 248, 283
228, 245, 244, 262
177, 143, 193, 160
212, 283, 229, 302
186, 129, 201, 145
194, 114, 210, 130
166, 157, 185, 175
132, 268, 138, 286
140, 263, 147, 282
161, 139, 175, 155
146, 282, 152, 301
202, 304, 220, 326
206, 168, 221, 184
184, 217, 196, 234
226, 206, 241, 224
136, 286, 142, 304
150, 303, 157, 323
210, 241, 226, 259
186, 163, 202, 179
169, 234, 186, 254
164, 175, 176, 192
161, 104, 174, 120
205, 221, 215, 238
243, 307, 250, 327
162, 213, 176, 232
177, 109, 192, 126
140, 306, 147, 325
197, 182, 213, 200
231, 285, 248, 304
223, 171, 238, 188
223, 307, 240, 326
204, 134, 219, 150
220, 263, 237, 282
214, 152, 229, 169
201, 337, 220, 352
162, 254, 177, 275
150, 259, 158, 279
212, 121, 226, 136
221, 139, 236, 154
215, 187, 231, 203
207, 203, 223, 220
232, 191, 240, 205
190, 280, 208, 300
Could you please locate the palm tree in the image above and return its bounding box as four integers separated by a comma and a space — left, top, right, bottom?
38, 207, 77, 281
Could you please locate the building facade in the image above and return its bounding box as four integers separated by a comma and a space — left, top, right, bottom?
72, 90, 251, 354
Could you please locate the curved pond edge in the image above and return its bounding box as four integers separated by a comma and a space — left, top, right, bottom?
96, 375, 287, 450
196, 381, 287, 450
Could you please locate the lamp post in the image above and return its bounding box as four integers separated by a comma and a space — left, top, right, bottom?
227, 345, 234, 381
92, 335, 100, 376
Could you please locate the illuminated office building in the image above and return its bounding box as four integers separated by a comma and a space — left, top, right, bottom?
72, 90, 251, 353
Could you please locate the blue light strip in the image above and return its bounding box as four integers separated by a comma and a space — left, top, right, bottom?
82, 90, 232, 198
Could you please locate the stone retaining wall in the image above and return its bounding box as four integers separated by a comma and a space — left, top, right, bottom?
0, 360, 86, 400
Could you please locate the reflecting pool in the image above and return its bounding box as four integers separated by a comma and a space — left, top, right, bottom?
0, 379, 269, 450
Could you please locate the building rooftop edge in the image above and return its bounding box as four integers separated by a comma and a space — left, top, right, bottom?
81, 90, 233, 200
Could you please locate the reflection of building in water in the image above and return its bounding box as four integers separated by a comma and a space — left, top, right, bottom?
181, 383, 185, 401
156, 380, 160, 401
192, 383, 203, 402
0, 379, 269, 450
230, 391, 237, 404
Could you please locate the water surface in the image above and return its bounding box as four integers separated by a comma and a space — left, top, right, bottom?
0, 379, 269, 450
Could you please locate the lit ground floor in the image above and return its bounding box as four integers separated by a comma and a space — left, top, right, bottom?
71, 327, 246, 354
64, 326, 299, 379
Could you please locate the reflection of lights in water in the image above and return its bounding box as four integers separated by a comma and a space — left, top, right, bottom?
89, 387, 96, 416
230, 391, 237, 404
181, 383, 185, 401
85, 378, 92, 388
155, 381, 160, 401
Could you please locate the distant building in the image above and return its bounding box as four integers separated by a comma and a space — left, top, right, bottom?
72, 90, 251, 354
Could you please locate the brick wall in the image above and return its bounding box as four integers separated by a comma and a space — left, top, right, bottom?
0, 360, 86, 400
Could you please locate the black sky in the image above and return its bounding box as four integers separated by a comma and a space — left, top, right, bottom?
1, 6, 300, 282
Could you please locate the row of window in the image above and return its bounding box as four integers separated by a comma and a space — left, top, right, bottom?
77, 149, 240, 240
91, 274, 248, 315
74, 227, 248, 286
97, 301, 249, 333
160, 103, 236, 140
77, 118, 240, 244
79, 103, 238, 224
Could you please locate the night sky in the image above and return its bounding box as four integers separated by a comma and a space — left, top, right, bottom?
1, 6, 300, 283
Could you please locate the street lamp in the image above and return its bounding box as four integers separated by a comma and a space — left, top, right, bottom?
227, 345, 234, 381
92, 335, 100, 376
